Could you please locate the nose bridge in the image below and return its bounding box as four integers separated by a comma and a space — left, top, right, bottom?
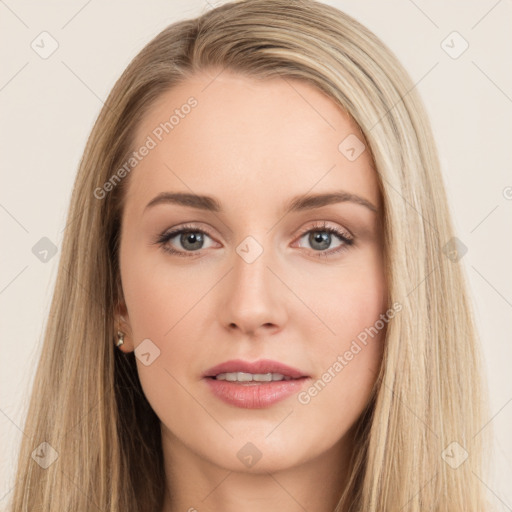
232, 233, 274, 300
220, 232, 286, 334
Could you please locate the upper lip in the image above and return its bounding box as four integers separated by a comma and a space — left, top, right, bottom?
202, 359, 308, 379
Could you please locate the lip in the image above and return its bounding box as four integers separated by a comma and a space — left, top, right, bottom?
202, 358, 308, 379
202, 359, 310, 409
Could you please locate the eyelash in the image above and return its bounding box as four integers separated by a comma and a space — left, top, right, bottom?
153, 221, 354, 259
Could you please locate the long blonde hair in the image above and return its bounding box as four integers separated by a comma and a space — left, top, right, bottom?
7, 1, 491, 510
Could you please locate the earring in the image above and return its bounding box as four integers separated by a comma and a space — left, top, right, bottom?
116, 330, 125, 347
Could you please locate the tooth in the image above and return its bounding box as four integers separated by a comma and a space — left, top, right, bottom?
213, 372, 295, 382
253, 373, 273, 382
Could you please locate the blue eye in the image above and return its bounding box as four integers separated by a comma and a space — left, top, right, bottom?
153, 221, 354, 258
154, 223, 215, 257
296, 222, 354, 258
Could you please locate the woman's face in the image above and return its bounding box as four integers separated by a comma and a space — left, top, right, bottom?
117, 69, 387, 474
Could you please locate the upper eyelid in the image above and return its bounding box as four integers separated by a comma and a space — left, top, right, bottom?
298, 222, 352, 238
163, 220, 350, 235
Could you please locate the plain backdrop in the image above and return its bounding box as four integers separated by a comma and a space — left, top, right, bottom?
1, 0, 511, 509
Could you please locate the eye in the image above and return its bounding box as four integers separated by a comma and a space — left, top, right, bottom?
153, 223, 217, 257
293, 221, 354, 258
152, 221, 354, 259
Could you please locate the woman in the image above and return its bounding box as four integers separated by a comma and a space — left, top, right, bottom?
8, 1, 491, 510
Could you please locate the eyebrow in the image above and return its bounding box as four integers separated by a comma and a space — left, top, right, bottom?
144, 190, 378, 215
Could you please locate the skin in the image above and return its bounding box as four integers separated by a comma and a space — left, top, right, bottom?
115, 68, 387, 512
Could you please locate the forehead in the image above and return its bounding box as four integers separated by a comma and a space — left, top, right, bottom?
125, 69, 380, 217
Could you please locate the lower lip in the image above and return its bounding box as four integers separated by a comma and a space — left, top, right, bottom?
204, 377, 310, 409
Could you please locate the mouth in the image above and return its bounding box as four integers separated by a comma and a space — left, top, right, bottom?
206, 372, 303, 384
202, 359, 310, 408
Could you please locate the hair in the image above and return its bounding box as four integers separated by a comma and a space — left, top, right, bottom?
7, 1, 491, 511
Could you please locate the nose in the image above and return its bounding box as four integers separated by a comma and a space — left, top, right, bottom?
218, 241, 288, 337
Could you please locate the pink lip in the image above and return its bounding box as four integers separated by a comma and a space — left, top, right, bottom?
202, 358, 308, 379
202, 359, 310, 409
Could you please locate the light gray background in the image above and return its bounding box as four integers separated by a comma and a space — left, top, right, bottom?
1, 0, 511, 509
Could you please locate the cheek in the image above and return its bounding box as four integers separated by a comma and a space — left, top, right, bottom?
300, 249, 386, 411
120, 250, 206, 429
294, 288, 386, 451
120, 247, 206, 342
119, 245, 221, 383
305, 246, 387, 347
